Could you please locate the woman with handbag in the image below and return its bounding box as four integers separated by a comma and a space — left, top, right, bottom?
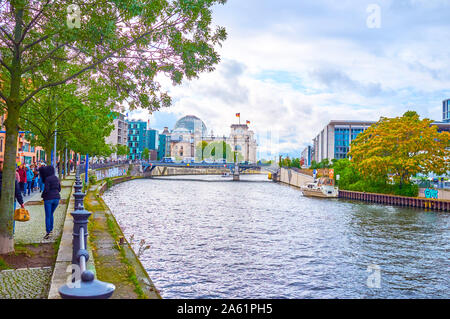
40, 165, 61, 239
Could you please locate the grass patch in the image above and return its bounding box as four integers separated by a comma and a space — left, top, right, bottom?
0, 257, 11, 271
14, 244, 35, 258
84, 177, 153, 299
52, 236, 61, 259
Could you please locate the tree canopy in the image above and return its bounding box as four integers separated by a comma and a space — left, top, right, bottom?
349, 111, 450, 185
0, 0, 227, 253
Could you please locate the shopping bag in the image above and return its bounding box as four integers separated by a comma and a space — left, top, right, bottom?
14, 208, 30, 222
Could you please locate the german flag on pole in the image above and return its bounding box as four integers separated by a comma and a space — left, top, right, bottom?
236, 113, 240, 117
246, 120, 250, 125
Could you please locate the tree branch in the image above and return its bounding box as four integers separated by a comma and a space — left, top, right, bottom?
0, 57, 12, 73
0, 26, 14, 44
0, 90, 8, 104
22, 41, 68, 73
19, 0, 50, 45
20, 30, 156, 107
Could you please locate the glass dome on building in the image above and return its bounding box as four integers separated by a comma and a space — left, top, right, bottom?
173, 115, 207, 135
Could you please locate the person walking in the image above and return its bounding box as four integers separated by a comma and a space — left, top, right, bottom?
0, 161, 25, 235
32, 165, 39, 191
17, 164, 27, 197
25, 165, 34, 196
38, 164, 45, 192
40, 165, 61, 239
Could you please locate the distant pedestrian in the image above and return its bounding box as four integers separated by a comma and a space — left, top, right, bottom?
38, 164, 45, 192
25, 165, 34, 196
32, 165, 39, 191
17, 164, 27, 197
40, 165, 61, 239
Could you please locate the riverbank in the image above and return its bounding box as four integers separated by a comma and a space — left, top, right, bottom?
278, 167, 450, 212
85, 176, 161, 299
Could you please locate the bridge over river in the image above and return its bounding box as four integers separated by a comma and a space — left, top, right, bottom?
141, 161, 280, 180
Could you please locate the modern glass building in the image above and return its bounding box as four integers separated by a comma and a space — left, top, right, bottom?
313, 118, 450, 163
146, 129, 159, 151
127, 121, 147, 160
443, 99, 450, 123
313, 120, 374, 162
334, 126, 365, 159
301, 145, 313, 167
158, 134, 167, 160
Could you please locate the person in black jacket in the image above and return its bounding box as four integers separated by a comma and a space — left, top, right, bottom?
40, 165, 61, 239
0, 161, 25, 234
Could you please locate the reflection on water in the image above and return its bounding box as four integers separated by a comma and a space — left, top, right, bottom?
102, 174, 450, 299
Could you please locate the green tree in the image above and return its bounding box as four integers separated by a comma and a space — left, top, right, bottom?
0, 0, 227, 253
195, 140, 210, 161
291, 158, 301, 168
142, 148, 150, 160
331, 158, 360, 188
206, 141, 233, 160
310, 160, 319, 169
319, 158, 330, 169
349, 111, 450, 186
116, 144, 130, 157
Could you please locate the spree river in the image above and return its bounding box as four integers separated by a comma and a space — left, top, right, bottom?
102, 174, 449, 299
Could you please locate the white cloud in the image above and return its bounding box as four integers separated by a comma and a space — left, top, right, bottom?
142, 0, 450, 157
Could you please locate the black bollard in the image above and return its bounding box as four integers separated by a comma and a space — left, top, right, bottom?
70, 209, 90, 266
59, 209, 115, 298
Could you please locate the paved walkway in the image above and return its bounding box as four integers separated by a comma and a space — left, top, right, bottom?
0, 175, 74, 299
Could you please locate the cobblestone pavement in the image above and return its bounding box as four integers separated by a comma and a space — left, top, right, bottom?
0, 176, 75, 299
14, 183, 73, 245
0, 267, 53, 299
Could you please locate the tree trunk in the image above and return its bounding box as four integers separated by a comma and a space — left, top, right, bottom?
0, 6, 24, 254
0, 109, 20, 254
44, 144, 52, 166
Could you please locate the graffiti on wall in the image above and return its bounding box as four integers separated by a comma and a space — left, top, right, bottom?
95, 166, 127, 181
424, 188, 439, 199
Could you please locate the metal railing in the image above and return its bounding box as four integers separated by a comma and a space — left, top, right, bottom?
78, 160, 130, 171
58, 168, 115, 299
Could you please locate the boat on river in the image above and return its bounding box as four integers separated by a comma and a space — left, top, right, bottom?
300, 177, 339, 198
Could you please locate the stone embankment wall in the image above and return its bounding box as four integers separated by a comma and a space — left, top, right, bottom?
339, 190, 450, 212
418, 188, 450, 201
279, 168, 314, 188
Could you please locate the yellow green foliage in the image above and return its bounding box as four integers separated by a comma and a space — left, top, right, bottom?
349, 111, 450, 185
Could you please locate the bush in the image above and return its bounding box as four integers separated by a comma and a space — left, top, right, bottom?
393, 183, 419, 197
106, 177, 113, 189
89, 174, 97, 185
345, 180, 419, 197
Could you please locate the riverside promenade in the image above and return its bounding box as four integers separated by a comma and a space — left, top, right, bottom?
45, 165, 161, 299
0, 176, 74, 299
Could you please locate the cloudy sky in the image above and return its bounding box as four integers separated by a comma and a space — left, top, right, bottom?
129, 0, 450, 159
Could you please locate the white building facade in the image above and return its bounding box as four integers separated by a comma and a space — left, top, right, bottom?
105, 113, 129, 160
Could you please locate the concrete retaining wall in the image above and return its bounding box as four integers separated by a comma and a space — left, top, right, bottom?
279, 168, 314, 188
419, 187, 450, 200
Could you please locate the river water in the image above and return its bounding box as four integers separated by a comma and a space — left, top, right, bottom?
102, 174, 449, 299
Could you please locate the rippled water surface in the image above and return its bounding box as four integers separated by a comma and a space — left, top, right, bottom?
102, 175, 449, 298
